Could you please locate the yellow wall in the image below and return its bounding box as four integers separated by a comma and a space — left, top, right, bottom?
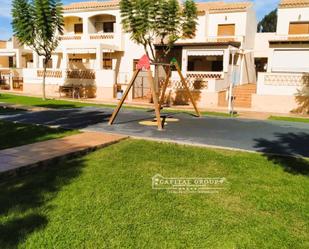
0, 41, 6, 49
0, 57, 9, 67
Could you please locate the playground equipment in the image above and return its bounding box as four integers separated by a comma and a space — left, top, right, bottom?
108, 55, 201, 130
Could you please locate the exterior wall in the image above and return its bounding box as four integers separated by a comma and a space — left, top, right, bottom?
254, 72, 309, 113
267, 43, 309, 73
257, 72, 308, 96
0, 57, 9, 68
0, 41, 6, 49
254, 33, 275, 58
251, 94, 299, 113
254, 5, 309, 113
8, 1, 309, 114
208, 12, 247, 38
244, 6, 257, 49
194, 13, 207, 41
277, 7, 309, 35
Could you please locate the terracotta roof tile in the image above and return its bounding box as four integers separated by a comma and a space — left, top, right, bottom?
63, 1, 252, 12
63, 1, 119, 11
196, 1, 253, 13
279, 0, 309, 8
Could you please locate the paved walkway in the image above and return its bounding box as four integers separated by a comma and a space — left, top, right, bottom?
0, 131, 127, 177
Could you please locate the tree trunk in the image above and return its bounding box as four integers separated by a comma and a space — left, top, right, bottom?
42, 61, 47, 100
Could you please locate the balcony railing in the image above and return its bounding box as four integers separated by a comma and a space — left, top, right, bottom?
66, 70, 95, 79
59, 33, 115, 41
89, 33, 114, 40
36, 69, 96, 80
205, 36, 244, 43
262, 72, 309, 86
176, 36, 244, 44
270, 34, 309, 42
186, 71, 224, 79
59, 35, 82, 40
37, 69, 63, 78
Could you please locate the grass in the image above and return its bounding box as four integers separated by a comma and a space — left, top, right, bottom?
0, 93, 231, 118
0, 139, 308, 249
0, 120, 78, 149
0, 93, 114, 109
269, 115, 309, 123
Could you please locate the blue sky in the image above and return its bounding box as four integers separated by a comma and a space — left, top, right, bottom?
0, 0, 280, 40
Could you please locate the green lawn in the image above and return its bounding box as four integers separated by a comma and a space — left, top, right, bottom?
0, 93, 114, 109
0, 139, 308, 249
269, 115, 309, 123
0, 120, 78, 150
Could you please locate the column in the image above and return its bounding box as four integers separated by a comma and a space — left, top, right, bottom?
83, 16, 89, 38
96, 46, 103, 70
38, 56, 44, 68
51, 54, 58, 69
33, 52, 39, 68
15, 50, 22, 68
62, 50, 68, 69
223, 48, 230, 73
239, 53, 244, 84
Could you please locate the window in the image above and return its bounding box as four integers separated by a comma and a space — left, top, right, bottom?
69, 58, 82, 63
103, 58, 113, 69
289, 22, 309, 35
9, 56, 14, 68
187, 56, 223, 72
74, 23, 83, 34
229, 54, 239, 65
218, 24, 235, 36
255, 58, 268, 74
43, 59, 52, 68
103, 22, 114, 33
133, 59, 139, 71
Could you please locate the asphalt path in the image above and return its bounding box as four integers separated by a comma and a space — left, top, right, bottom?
2, 106, 309, 158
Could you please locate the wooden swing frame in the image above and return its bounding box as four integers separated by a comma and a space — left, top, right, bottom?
108, 56, 201, 130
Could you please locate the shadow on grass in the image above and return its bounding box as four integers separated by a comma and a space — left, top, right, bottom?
5, 108, 112, 130
0, 107, 27, 116
254, 132, 309, 176
0, 157, 85, 248
0, 120, 76, 150
33, 103, 83, 109
0, 94, 87, 109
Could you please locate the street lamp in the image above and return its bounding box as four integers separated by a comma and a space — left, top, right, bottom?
228, 47, 238, 115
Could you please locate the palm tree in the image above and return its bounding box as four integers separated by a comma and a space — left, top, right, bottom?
12, 0, 64, 100
120, 0, 197, 62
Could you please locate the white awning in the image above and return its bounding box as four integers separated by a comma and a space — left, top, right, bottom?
0, 52, 15, 57
66, 48, 97, 54
272, 49, 309, 73
187, 50, 224, 57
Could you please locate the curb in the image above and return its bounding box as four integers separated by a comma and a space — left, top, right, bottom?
0, 136, 128, 181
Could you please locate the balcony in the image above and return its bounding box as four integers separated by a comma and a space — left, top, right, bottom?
269, 34, 309, 43
60, 14, 123, 50
175, 35, 244, 46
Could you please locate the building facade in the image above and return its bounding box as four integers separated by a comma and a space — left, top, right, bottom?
0, 0, 308, 114
254, 0, 309, 113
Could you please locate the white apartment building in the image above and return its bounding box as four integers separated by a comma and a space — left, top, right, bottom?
254, 0, 309, 113
0, 0, 308, 114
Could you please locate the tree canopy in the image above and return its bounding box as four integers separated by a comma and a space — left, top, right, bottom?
120, 0, 197, 62
258, 9, 277, 33
12, 0, 64, 99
